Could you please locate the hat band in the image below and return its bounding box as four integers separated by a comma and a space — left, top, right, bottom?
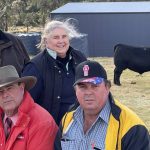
0, 77, 19, 85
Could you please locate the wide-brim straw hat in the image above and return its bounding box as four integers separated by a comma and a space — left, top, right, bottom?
0, 65, 37, 90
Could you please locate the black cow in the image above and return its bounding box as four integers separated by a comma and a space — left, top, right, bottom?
114, 44, 150, 85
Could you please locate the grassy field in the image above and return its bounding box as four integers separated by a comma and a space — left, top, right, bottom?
90, 57, 150, 132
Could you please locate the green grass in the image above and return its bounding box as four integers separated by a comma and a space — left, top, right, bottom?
89, 57, 150, 132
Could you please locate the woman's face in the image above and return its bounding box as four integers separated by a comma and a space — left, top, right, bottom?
45, 28, 70, 58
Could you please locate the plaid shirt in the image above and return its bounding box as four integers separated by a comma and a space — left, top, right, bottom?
61, 100, 111, 150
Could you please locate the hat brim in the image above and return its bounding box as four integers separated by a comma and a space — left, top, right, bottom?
73, 78, 87, 86
0, 76, 37, 90
74, 77, 104, 86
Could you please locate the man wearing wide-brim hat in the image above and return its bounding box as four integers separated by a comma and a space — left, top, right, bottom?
0, 65, 58, 150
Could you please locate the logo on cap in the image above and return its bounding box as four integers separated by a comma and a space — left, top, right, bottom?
83, 65, 89, 76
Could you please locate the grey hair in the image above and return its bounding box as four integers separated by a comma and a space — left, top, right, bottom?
37, 18, 84, 50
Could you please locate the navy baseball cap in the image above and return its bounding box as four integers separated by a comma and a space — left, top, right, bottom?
74, 60, 107, 86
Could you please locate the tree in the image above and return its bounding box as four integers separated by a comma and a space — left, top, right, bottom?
0, 0, 13, 31
1, 0, 148, 32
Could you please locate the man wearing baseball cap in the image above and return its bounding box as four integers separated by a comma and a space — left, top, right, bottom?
55, 60, 150, 150
0, 65, 58, 149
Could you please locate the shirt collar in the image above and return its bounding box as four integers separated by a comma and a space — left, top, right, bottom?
3, 113, 18, 126
99, 99, 111, 124
46, 47, 72, 60
46, 48, 57, 59
74, 99, 111, 124
73, 106, 84, 126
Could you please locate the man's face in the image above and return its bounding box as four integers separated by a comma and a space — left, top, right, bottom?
75, 82, 110, 115
0, 83, 25, 116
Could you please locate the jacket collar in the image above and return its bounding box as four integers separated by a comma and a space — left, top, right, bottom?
18, 91, 34, 114
0, 91, 34, 118
108, 93, 121, 121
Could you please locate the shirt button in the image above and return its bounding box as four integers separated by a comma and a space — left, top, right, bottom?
58, 70, 61, 74
57, 96, 61, 99
0, 143, 2, 146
